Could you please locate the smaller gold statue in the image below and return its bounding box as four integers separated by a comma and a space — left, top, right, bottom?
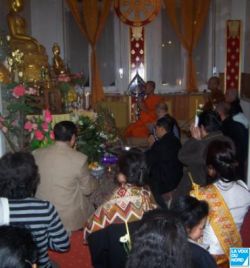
52, 43, 67, 76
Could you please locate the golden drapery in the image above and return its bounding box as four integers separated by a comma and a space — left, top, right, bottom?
164, 0, 210, 92
66, 0, 112, 106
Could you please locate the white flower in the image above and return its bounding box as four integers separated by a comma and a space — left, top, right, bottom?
120, 234, 129, 243
99, 131, 108, 139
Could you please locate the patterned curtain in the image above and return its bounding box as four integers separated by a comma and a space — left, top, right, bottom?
66, 0, 113, 106
164, 0, 211, 92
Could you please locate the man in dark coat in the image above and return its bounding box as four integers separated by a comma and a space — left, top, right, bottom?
216, 101, 248, 181
146, 116, 183, 208
176, 110, 234, 197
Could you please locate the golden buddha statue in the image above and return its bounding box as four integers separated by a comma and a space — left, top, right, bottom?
7, 0, 48, 81
52, 43, 67, 76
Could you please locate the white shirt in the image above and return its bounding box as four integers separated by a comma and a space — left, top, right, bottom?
0, 198, 9, 225
233, 113, 249, 129
203, 180, 250, 255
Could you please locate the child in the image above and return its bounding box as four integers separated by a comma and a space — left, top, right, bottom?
172, 195, 217, 268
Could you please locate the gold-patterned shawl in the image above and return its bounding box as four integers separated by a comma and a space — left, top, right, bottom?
83, 184, 157, 240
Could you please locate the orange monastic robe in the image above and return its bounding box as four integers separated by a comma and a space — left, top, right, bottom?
125, 94, 162, 138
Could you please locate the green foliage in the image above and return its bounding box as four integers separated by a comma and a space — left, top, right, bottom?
76, 107, 120, 163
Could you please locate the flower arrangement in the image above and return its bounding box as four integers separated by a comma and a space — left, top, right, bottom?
0, 82, 38, 151
74, 106, 120, 163
24, 109, 54, 150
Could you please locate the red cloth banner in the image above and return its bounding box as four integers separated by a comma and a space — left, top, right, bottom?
130, 27, 145, 79
225, 20, 241, 91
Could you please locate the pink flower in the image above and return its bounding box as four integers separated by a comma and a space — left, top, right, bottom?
42, 122, 49, 132
24, 121, 33, 132
0, 116, 4, 122
32, 123, 38, 130
34, 130, 44, 141
12, 85, 26, 98
43, 110, 52, 123
2, 126, 8, 133
11, 120, 18, 127
50, 131, 55, 140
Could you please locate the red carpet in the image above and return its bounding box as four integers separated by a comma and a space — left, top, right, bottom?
241, 209, 250, 247
49, 230, 92, 268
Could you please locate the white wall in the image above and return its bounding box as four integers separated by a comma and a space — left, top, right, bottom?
30, 0, 65, 63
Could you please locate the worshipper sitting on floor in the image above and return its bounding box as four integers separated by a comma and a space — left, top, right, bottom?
216, 101, 248, 181
0, 225, 38, 268
190, 140, 250, 267
125, 81, 162, 140
146, 116, 183, 208
225, 88, 249, 128
176, 110, 234, 197
171, 196, 217, 268
0, 152, 70, 268
84, 149, 157, 268
34, 121, 98, 232
203, 76, 225, 111
148, 102, 181, 140
126, 209, 190, 268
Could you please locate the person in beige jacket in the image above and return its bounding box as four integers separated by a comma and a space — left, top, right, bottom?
34, 121, 98, 231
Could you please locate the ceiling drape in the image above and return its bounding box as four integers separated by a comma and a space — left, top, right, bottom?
66, 0, 112, 106
164, 0, 211, 92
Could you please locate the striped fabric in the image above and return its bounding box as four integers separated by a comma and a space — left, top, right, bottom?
9, 198, 70, 268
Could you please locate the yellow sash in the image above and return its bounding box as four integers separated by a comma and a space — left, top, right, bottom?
189, 175, 242, 259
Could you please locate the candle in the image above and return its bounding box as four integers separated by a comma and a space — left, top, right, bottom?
85, 91, 90, 110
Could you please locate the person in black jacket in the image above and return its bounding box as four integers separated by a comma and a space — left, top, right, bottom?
216, 101, 248, 181
146, 116, 183, 208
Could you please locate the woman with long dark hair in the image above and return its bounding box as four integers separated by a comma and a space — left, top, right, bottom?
190, 140, 250, 267
126, 209, 190, 268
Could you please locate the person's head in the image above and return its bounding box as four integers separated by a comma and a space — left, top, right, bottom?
225, 88, 238, 103
53, 121, 77, 147
145, 81, 156, 95
0, 152, 40, 199
117, 149, 148, 187
206, 140, 237, 184
171, 196, 209, 242
126, 209, 190, 268
0, 225, 37, 268
198, 110, 222, 137
215, 101, 231, 120
155, 116, 174, 138
207, 76, 220, 91
156, 102, 168, 119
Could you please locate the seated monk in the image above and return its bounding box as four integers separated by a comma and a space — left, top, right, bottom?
125, 81, 162, 138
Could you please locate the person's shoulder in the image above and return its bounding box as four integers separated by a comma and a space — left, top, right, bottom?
68, 148, 88, 162
32, 145, 51, 156
9, 197, 51, 211
189, 242, 217, 268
